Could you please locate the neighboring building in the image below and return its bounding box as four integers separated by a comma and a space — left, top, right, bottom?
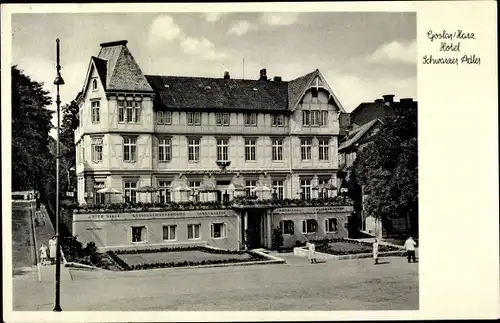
338, 95, 417, 237
73, 40, 353, 251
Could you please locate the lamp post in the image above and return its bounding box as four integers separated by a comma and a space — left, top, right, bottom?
53, 38, 65, 312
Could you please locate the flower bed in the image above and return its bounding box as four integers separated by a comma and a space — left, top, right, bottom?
313, 239, 402, 256
73, 196, 353, 214
106, 246, 269, 271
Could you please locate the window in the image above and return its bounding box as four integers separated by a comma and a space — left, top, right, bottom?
303, 110, 310, 126
280, 220, 294, 235
320, 111, 328, 126
244, 113, 257, 126
91, 137, 103, 163
272, 180, 284, 200
211, 223, 226, 239
158, 138, 171, 162
162, 225, 176, 241
131, 226, 146, 243
217, 113, 230, 126
311, 88, 318, 98
222, 113, 230, 126
245, 138, 256, 161
272, 114, 284, 127
123, 137, 137, 162
301, 179, 312, 200
124, 181, 137, 203
318, 179, 330, 199
187, 112, 201, 126
94, 181, 105, 205
91, 101, 100, 124
319, 138, 329, 161
188, 224, 201, 240
311, 111, 321, 126
246, 180, 257, 197
165, 111, 172, 125
216, 139, 229, 161
118, 100, 141, 123
272, 139, 283, 161
92, 79, 98, 90
301, 138, 312, 161
325, 218, 338, 233
189, 181, 201, 202
302, 219, 317, 234
188, 138, 200, 162
158, 181, 171, 203
157, 111, 165, 125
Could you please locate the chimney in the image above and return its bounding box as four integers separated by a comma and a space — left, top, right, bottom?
100, 40, 128, 47
382, 94, 395, 103
224, 71, 230, 80
400, 98, 414, 104
259, 68, 267, 81
273, 76, 282, 82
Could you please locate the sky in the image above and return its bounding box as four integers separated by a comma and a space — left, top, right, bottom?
11, 12, 416, 138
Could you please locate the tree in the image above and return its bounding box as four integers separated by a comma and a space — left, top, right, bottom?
11, 65, 54, 191
352, 103, 418, 236
60, 98, 79, 168
271, 227, 284, 251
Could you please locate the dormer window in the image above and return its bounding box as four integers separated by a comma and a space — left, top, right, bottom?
92, 79, 98, 91
244, 113, 257, 127
187, 112, 201, 126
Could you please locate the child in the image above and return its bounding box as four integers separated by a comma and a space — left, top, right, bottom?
372, 238, 379, 265
39, 243, 48, 266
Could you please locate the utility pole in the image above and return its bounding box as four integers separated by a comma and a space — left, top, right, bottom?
53, 38, 65, 312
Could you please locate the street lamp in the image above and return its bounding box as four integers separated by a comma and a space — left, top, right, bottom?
53, 38, 65, 312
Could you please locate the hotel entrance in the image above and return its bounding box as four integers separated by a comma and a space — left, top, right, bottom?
239, 208, 274, 250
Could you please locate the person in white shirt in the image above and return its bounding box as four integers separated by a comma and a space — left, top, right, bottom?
39, 243, 48, 266
372, 238, 379, 265
307, 242, 317, 264
404, 236, 417, 263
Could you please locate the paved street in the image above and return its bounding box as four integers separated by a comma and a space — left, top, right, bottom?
13, 252, 418, 311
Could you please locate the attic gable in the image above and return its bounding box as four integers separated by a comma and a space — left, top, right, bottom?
288, 69, 346, 113
97, 40, 153, 93
80, 57, 107, 99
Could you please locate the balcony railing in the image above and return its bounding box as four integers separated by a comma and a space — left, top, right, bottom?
73, 196, 354, 214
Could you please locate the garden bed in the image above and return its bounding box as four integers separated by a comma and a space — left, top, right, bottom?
106, 246, 272, 271
294, 238, 405, 260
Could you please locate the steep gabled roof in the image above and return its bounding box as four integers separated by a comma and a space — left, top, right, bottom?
91, 56, 107, 89
287, 70, 317, 110
97, 41, 153, 92
145, 75, 289, 111
339, 119, 383, 151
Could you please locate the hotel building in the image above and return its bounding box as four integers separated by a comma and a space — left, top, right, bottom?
73, 40, 352, 251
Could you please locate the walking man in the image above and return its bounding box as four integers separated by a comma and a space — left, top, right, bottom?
372, 238, 379, 265
404, 236, 417, 263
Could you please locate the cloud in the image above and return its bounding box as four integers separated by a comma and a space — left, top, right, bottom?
180, 37, 227, 61
149, 15, 183, 42
324, 70, 417, 112
227, 20, 254, 36
260, 13, 300, 26
203, 12, 228, 23
369, 40, 417, 64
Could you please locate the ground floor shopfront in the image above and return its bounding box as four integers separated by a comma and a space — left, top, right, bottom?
73, 206, 353, 251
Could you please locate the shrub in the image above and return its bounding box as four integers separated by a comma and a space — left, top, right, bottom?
271, 227, 284, 250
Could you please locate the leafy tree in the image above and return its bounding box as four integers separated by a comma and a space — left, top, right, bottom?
11, 65, 54, 191
352, 103, 418, 236
60, 99, 79, 169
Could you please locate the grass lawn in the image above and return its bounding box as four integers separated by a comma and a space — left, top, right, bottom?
315, 239, 401, 255
327, 241, 372, 253
117, 250, 254, 267
12, 209, 35, 270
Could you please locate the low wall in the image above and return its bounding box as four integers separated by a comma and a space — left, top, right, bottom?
73, 209, 240, 251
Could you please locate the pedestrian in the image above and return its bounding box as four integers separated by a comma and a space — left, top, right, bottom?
404, 236, 417, 263
39, 243, 48, 266
372, 238, 379, 265
49, 236, 57, 265
307, 241, 317, 264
